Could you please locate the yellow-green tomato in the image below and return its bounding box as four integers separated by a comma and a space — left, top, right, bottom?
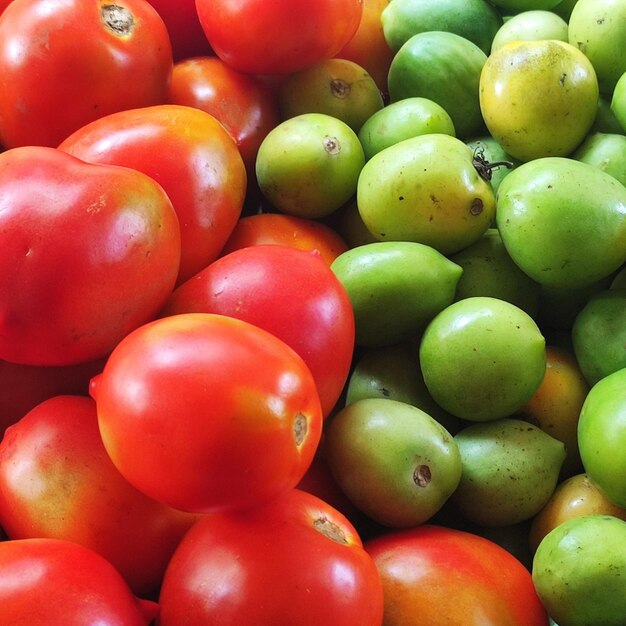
255, 113, 365, 219
490, 10, 568, 52
611, 70, 626, 132
419, 297, 547, 422
496, 157, 626, 289
572, 132, 626, 186
479, 39, 599, 162
358, 97, 456, 161
324, 397, 462, 528
356, 133, 496, 255
330, 241, 463, 347
568, 0, 626, 95
578, 367, 626, 508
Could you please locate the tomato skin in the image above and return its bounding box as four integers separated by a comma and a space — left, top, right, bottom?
0, 537, 158, 625
219, 212, 349, 266
158, 488, 384, 625
0, 395, 201, 596
365, 525, 549, 626
167, 56, 280, 173
90, 313, 323, 513
0, 146, 181, 366
161, 245, 355, 418
59, 104, 246, 285
0, 0, 173, 148
195, 0, 363, 75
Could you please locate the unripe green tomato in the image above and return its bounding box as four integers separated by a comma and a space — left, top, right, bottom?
572, 132, 626, 186
357, 133, 496, 255
419, 296, 547, 422
255, 113, 365, 219
611, 70, 626, 132
490, 10, 568, 52
330, 241, 462, 347
496, 157, 626, 289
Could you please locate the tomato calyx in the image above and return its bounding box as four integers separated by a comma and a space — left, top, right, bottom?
473, 147, 514, 182
101, 4, 134, 37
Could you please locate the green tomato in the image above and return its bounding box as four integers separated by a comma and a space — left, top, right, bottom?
490, 0, 562, 9
387, 31, 487, 138
572, 289, 626, 386
358, 97, 456, 161
568, 0, 626, 96
330, 241, 463, 347
578, 367, 626, 508
490, 10, 568, 52
324, 397, 462, 528
357, 133, 496, 255
255, 113, 365, 219
532, 514, 626, 626
572, 132, 626, 186
611, 70, 626, 132
496, 157, 626, 289
419, 296, 546, 421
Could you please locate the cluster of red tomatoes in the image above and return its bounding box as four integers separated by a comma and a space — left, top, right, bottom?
0, 0, 553, 624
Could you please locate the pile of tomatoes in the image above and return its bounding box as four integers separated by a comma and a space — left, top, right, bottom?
0, 0, 625, 624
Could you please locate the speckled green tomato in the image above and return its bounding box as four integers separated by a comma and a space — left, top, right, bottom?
568, 0, 626, 96
479, 39, 599, 162
496, 157, 626, 289
532, 514, 626, 626
330, 241, 462, 347
573, 132, 626, 186
490, 10, 568, 52
611, 71, 626, 132
324, 397, 462, 528
419, 297, 547, 422
387, 31, 487, 139
578, 367, 626, 508
358, 97, 456, 161
357, 133, 496, 255
255, 113, 365, 219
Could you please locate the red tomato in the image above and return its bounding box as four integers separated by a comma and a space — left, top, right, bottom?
59, 104, 246, 285
365, 525, 549, 626
145, 0, 213, 60
195, 0, 363, 75
90, 313, 323, 513
219, 212, 349, 266
0, 146, 181, 366
161, 245, 355, 418
158, 488, 384, 625
0, 357, 104, 438
0, 395, 201, 596
0, 0, 13, 15
167, 56, 280, 173
0, 537, 158, 624
0, 0, 173, 148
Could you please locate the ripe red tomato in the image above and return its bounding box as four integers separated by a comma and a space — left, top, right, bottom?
59, 104, 246, 285
365, 525, 549, 626
0, 395, 201, 596
158, 488, 384, 625
219, 212, 349, 266
195, 0, 363, 75
167, 56, 280, 173
145, 0, 213, 60
90, 313, 323, 513
0, 146, 181, 366
0, 0, 173, 148
0, 537, 158, 624
161, 245, 355, 418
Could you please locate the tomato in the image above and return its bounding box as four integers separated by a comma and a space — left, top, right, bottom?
219, 212, 349, 266
0, 0, 173, 148
145, 0, 213, 60
0, 357, 104, 439
0, 146, 181, 366
90, 313, 323, 513
162, 245, 355, 418
59, 104, 246, 285
365, 525, 549, 626
0, 395, 201, 596
0, 537, 158, 624
195, 0, 363, 75
167, 56, 280, 174
0, 0, 12, 14
158, 488, 384, 625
